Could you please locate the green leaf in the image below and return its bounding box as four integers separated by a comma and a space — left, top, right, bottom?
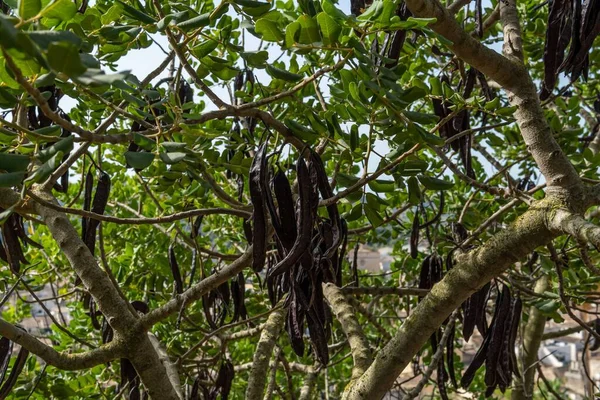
159, 152, 187, 164
47, 42, 87, 77
115, 0, 155, 24
232, 0, 272, 17
18, 0, 41, 20
254, 18, 283, 42
496, 105, 517, 116
177, 13, 210, 31
367, 179, 395, 192
407, 176, 421, 204
418, 175, 454, 190
39, 0, 76, 21
285, 21, 301, 47
297, 15, 320, 44
0, 153, 29, 172
0, 14, 19, 49
133, 133, 155, 151
266, 64, 303, 82
25, 30, 82, 50
161, 142, 187, 152
321, 0, 348, 20
26, 151, 63, 183
240, 51, 268, 68
192, 39, 219, 59
37, 136, 73, 163
0, 171, 25, 187
316, 12, 340, 45
125, 151, 154, 170
0, 87, 18, 108
285, 119, 320, 142
364, 204, 384, 228
403, 111, 438, 125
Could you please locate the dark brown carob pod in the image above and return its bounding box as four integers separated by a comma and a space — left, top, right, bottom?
0, 338, 13, 387
267, 156, 315, 279
0, 345, 29, 400
249, 142, 268, 272
168, 244, 183, 295
84, 171, 110, 255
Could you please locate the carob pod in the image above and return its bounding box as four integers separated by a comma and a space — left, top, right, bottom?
267, 156, 315, 279
271, 167, 297, 249
230, 272, 247, 322
168, 244, 184, 294
286, 288, 306, 357
0, 338, 13, 387
310, 151, 342, 258
409, 209, 419, 259
212, 360, 234, 400
83, 171, 110, 255
483, 285, 511, 395
249, 142, 268, 272
81, 168, 94, 241
462, 282, 490, 342
446, 324, 458, 389
452, 68, 476, 179
1, 221, 26, 274
0, 344, 29, 400
460, 289, 500, 388
190, 216, 203, 239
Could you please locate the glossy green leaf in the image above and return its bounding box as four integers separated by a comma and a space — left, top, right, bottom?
316, 12, 340, 45
39, 0, 77, 21
125, 151, 154, 170
47, 42, 87, 77
266, 64, 303, 82
18, 0, 41, 20
254, 18, 283, 42
0, 153, 30, 172
418, 175, 454, 190
0, 171, 25, 187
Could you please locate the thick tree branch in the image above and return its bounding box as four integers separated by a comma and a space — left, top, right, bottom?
0, 318, 122, 370
343, 198, 560, 399
323, 283, 373, 380
548, 209, 600, 247
340, 287, 429, 296
245, 306, 287, 400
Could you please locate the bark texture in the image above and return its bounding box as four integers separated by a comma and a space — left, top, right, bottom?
245, 307, 287, 399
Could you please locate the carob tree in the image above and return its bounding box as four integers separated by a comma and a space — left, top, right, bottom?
0, 0, 599, 399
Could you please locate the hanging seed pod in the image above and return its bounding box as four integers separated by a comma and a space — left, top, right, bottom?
169, 244, 183, 295
249, 142, 268, 272
212, 360, 234, 400
410, 210, 419, 259
0, 345, 29, 400
267, 157, 315, 279
0, 338, 13, 387
84, 171, 110, 255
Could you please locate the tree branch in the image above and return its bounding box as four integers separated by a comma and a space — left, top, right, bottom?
245, 306, 287, 400
0, 318, 122, 370
341, 287, 429, 296
323, 283, 373, 380
139, 248, 252, 329
342, 197, 560, 399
